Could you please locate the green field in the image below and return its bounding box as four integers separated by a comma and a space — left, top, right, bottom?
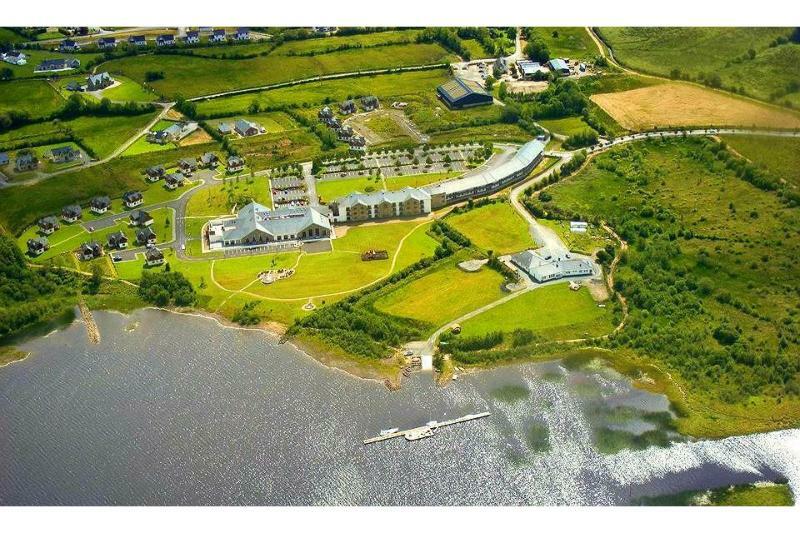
206, 111, 298, 133
0, 79, 64, 119
120, 134, 178, 156
638, 482, 794, 506
460, 284, 614, 341
373, 261, 507, 327
104, 43, 454, 99
101, 75, 159, 102
384, 171, 461, 191
232, 128, 323, 171
447, 201, 534, 254
316, 175, 383, 203
597, 27, 800, 104
62, 112, 158, 158
272, 30, 421, 56
529, 27, 600, 61
537, 219, 612, 255
537, 116, 597, 138
428, 123, 533, 144
186, 175, 272, 217
720, 134, 800, 188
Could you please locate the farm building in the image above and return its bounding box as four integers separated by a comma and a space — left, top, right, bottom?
511, 247, 594, 283
547, 58, 570, 76
207, 202, 331, 249
424, 139, 544, 208
517, 60, 549, 80
436, 78, 493, 109
329, 187, 431, 223
86, 71, 113, 91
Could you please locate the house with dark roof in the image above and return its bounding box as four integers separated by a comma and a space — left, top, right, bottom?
27, 237, 49, 256
107, 231, 129, 249
34, 58, 80, 72
360, 96, 379, 111
137, 226, 157, 245
59, 39, 80, 52
234, 119, 261, 137
65, 81, 82, 92
38, 216, 60, 235
90, 195, 111, 214
179, 158, 197, 174
437, 78, 493, 109
50, 146, 80, 164
122, 190, 144, 208
339, 100, 356, 115
128, 35, 147, 47
145, 247, 165, 266
210, 29, 227, 43
207, 203, 331, 249
234, 28, 250, 41
129, 209, 153, 227
165, 173, 185, 190
156, 34, 175, 47
184, 31, 200, 44
86, 71, 113, 91
2, 51, 27, 65
61, 204, 82, 223
97, 37, 117, 49
348, 135, 367, 151
199, 152, 218, 168
318, 106, 334, 121
144, 165, 165, 182
15, 152, 38, 172
227, 156, 245, 173
79, 241, 103, 261
337, 125, 354, 140
0, 152, 8, 166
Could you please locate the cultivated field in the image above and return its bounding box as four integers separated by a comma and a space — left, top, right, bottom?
591, 83, 800, 130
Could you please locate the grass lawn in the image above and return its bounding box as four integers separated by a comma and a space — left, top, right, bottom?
537, 219, 612, 255
459, 284, 615, 340
120, 135, 178, 156
638, 482, 794, 506
406, 91, 504, 133
194, 69, 451, 117
0, 79, 64, 119
63, 112, 158, 159
460, 39, 491, 59
447, 201, 534, 254
104, 43, 455, 99
186, 175, 272, 217
538, 116, 598, 137
316, 175, 383, 203
101, 75, 159, 102
372, 260, 507, 327
529, 27, 601, 61
17, 221, 88, 262
384, 171, 461, 191
720, 134, 800, 188
597, 28, 800, 105
428, 123, 534, 144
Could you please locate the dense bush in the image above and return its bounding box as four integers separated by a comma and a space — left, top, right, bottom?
138, 271, 196, 307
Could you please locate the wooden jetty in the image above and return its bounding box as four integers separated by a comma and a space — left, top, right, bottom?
363, 411, 490, 445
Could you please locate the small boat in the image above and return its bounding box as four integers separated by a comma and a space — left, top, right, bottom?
380, 427, 399, 436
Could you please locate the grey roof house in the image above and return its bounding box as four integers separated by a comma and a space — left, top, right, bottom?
207, 202, 332, 249
129, 209, 153, 227
61, 204, 82, 222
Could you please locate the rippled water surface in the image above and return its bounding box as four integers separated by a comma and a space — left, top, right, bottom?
1, 309, 798, 505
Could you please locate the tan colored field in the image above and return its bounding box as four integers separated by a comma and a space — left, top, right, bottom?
591, 83, 800, 130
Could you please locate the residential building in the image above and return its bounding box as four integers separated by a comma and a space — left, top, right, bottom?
360, 96, 379, 111
318, 106, 334, 121
234, 119, 261, 137
2, 51, 27, 65
234, 28, 250, 41
122, 191, 144, 208
164, 173, 185, 190
15, 152, 38, 172
210, 29, 226, 43
179, 158, 197, 175
50, 145, 80, 163
329, 187, 431, 223
34, 58, 80, 72
145, 247, 165, 266
61, 204, 82, 223
59, 39, 80, 52
184, 31, 200, 44
107, 231, 129, 249
144, 165, 165, 182
348, 135, 367, 151
547, 58, 570, 76
156, 34, 175, 47
38, 216, 59, 235
129, 209, 153, 227
511, 247, 594, 283
90, 195, 111, 214
97, 37, 117, 49
147, 121, 198, 144
339, 100, 356, 115
27, 237, 49, 256
570, 221, 589, 233
137, 226, 157, 245
199, 152, 218, 168
86, 71, 113, 91
207, 202, 331, 249
0, 152, 8, 166
79, 241, 103, 261
337, 125, 354, 140
128, 35, 147, 47
227, 156, 245, 173
65, 81, 82, 92
437, 78, 493, 109
217, 123, 233, 135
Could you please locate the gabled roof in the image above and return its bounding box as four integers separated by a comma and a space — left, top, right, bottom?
51, 145, 76, 156
62, 204, 82, 216
165, 172, 185, 183
334, 187, 430, 208
548, 58, 569, 71
91, 195, 111, 206
122, 190, 143, 202
222, 203, 331, 242
235, 119, 258, 132
437, 77, 489, 103
87, 71, 111, 85
137, 226, 156, 241
145, 247, 164, 261
108, 230, 127, 243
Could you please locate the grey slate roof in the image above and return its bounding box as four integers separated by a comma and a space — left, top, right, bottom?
333, 186, 430, 208
222, 202, 330, 242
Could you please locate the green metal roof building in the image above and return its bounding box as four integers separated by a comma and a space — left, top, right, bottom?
436, 78, 493, 109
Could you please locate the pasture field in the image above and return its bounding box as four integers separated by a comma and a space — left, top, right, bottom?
316, 175, 383, 203
103, 43, 455, 98
101, 75, 159, 102
446, 201, 534, 254
186, 175, 272, 218
0, 121, 65, 151
272, 30, 421, 56
597, 27, 800, 104
232, 129, 323, 171
719, 134, 800, 188
459, 284, 614, 340
372, 261, 507, 327
590, 83, 800, 130
384, 171, 461, 191
537, 116, 598, 137
205, 111, 298, 132
64, 112, 158, 158
428, 123, 533, 144
0, 143, 215, 235
0, 28, 25, 44
0, 79, 64, 119
529, 27, 600, 61
530, 137, 800, 436
194, 69, 451, 117
460, 39, 491, 59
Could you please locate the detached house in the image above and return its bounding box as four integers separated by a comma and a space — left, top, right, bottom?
210, 29, 227, 43
122, 190, 144, 208
144, 165, 165, 182
107, 231, 129, 249
15, 152, 38, 172
145, 247, 165, 266
90, 195, 111, 214
27, 237, 49, 257
179, 158, 197, 175
184, 31, 200, 45
50, 146, 80, 163
339, 100, 356, 115
86, 71, 113, 91
199, 152, 218, 168
0, 153, 8, 166
128, 35, 147, 47
165, 173, 185, 190
79, 241, 103, 261
234, 119, 261, 137
156, 34, 175, 47
38, 216, 60, 235
59, 39, 80, 52
318, 106, 334, 121
349, 135, 367, 151
234, 28, 250, 41
361, 96, 379, 111
2, 51, 27, 65
97, 37, 117, 50
137, 226, 157, 245
61, 204, 82, 223
227, 155, 245, 173
129, 209, 153, 227
34, 58, 80, 72
337, 125, 354, 140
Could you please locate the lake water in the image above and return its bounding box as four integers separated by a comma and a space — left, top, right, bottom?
1, 309, 798, 505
